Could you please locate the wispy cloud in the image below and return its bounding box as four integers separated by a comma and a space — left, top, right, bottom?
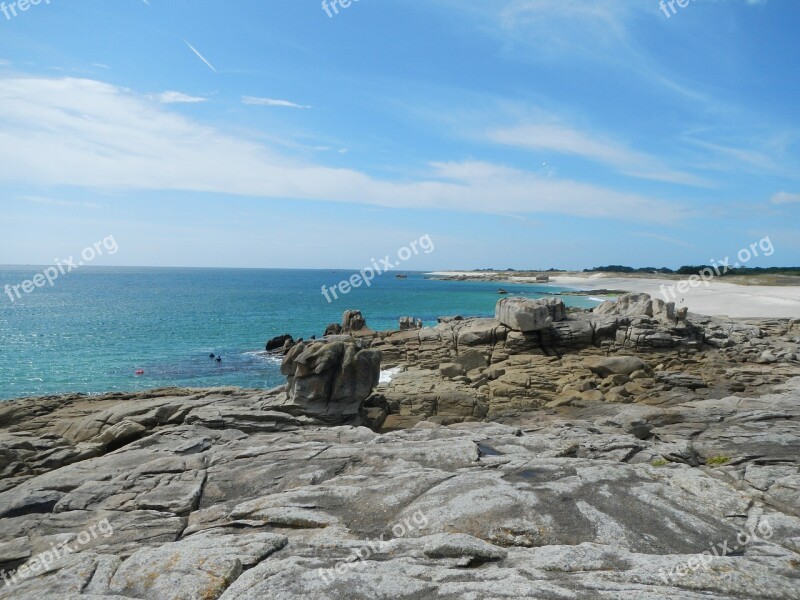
184, 41, 217, 73
488, 123, 707, 186
19, 196, 100, 209
152, 91, 207, 104
242, 96, 312, 109
0, 76, 686, 224
313, 145, 349, 154
771, 192, 800, 204
685, 137, 786, 175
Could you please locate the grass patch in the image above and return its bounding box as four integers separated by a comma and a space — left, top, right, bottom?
707, 455, 731, 466
651, 458, 668, 467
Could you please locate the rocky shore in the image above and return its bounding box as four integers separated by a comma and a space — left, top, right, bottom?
1, 294, 799, 598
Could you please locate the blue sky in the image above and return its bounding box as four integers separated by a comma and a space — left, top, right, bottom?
0, 0, 798, 270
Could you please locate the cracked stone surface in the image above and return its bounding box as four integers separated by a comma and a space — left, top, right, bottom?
1, 375, 799, 598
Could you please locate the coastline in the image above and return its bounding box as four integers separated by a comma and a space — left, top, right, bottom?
1, 293, 799, 598
428, 271, 800, 319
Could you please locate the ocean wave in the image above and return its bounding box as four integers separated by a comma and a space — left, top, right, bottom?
241, 351, 283, 366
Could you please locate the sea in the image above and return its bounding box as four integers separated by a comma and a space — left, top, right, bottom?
0, 267, 600, 400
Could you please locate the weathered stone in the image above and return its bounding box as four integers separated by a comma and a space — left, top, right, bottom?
2, 304, 800, 600
399, 317, 423, 331
585, 356, 649, 377
278, 339, 381, 424
439, 363, 465, 379
454, 350, 488, 372
495, 297, 553, 332
342, 310, 367, 332
109, 531, 287, 599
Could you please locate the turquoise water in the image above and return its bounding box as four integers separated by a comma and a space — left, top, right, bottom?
0, 267, 597, 400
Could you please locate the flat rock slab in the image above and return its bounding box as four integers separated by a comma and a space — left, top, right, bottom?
0, 382, 799, 599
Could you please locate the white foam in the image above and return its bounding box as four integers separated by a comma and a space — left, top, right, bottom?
242, 351, 283, 365
379, 367, 401, 384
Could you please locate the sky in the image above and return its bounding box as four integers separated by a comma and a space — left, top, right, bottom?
0, 0, 798, 270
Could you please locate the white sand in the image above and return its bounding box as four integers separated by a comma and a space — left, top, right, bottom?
428, 272, 800, 319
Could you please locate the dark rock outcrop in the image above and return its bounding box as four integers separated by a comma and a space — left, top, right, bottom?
323, 323, 343, 336
266, 334, 294, 352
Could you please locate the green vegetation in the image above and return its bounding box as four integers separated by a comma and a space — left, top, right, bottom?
677, 266, 800, 277
651, 458, 669, 467
584, 266, 673, 274
583, 265, 800, 276
706, 455, 731, 466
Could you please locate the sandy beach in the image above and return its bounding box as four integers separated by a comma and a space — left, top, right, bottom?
429, 272, 800, 319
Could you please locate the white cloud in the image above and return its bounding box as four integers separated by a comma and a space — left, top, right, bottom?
0, 76, 685, 224
242, 96, 312, 109
19, 196, 100, 209
152, 91, 207, 104
684, 137, 789, 176
488, 123, 706, 185
771, 192, 800, 204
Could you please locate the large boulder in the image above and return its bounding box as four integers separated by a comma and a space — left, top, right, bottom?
342, 310, 367, 332
495, 297, 554, 332
595, 293, 676, 324
277, 339, 381, 424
